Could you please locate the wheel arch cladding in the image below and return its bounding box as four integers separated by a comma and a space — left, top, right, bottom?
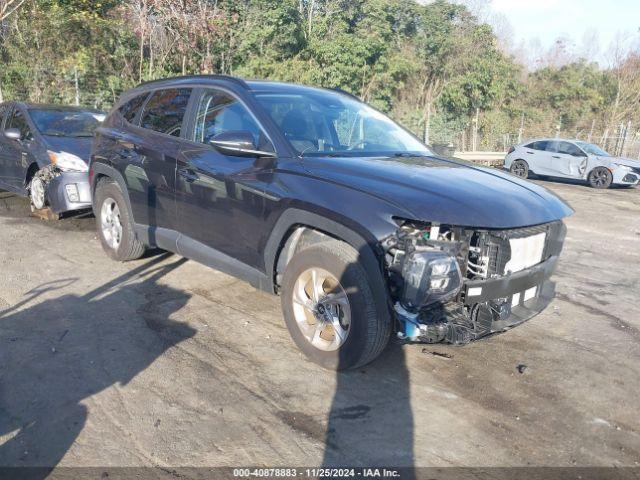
263, 208, 393, 318
90, 163, 135, 220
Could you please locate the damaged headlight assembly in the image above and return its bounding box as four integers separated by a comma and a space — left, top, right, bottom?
400, 250, 462, 310
48, 150, 89, 173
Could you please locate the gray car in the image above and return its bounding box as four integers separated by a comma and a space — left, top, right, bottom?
0, 102, 106, 216
504, 138, 640, 189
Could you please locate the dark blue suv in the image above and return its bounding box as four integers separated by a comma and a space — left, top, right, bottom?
90, 76, 572, 369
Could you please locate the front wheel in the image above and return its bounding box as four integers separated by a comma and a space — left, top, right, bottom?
280, 240, 391, 370
588, 167, 612, 189
510, 159, 529, 178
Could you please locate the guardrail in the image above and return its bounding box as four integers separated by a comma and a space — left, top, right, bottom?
454, 151, 505, 167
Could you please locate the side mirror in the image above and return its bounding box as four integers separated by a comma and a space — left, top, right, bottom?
209, 130, 275, 158
4, 128, 21, 141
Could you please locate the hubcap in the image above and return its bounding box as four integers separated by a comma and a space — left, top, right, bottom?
100, 197, 123, 250
30, 177, 46, 210
291, 267, 351, 352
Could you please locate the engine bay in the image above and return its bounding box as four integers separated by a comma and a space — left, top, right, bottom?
382, 219, 565, 345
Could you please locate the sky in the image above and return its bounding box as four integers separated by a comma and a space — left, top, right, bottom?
486, 0, 640, 65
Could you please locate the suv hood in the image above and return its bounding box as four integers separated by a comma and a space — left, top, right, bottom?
301, 155, 573, 229
42, 135, 93, 163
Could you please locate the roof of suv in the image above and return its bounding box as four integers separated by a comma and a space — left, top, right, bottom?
133, 75, 358, 99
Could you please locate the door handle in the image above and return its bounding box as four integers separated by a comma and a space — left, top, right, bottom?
526, 151, 534, 154
552, 156, 560, 159
178, 167, 198, 183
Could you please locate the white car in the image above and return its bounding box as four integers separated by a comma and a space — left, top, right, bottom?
504, 138, 640, 189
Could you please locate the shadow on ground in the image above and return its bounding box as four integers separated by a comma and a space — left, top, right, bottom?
320, 245, 415, 470
0, 254, 195, 475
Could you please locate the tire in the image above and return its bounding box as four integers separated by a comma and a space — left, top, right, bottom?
29, 174, 47, 211
510, 159, 529, 178
94, 178, 146, 261
280, 239, 392, 370
588, 166, 613, 189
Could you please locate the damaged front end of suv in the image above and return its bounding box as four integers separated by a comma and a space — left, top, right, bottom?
383, 219, 567, 344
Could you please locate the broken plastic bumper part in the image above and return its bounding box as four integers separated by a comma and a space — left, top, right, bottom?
47, 171, 92, 214
397, 255, 558, 345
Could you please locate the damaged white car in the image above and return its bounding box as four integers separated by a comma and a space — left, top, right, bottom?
505, 138, 640, 189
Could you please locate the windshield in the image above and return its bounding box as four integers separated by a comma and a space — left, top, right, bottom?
254, 90, 430, 157
29, 109, 106, 138
575, 141, 610, 157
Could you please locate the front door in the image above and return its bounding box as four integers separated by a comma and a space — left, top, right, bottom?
0, 107, 33, 191
549, 141, 588, 178
175, 88, 275, 269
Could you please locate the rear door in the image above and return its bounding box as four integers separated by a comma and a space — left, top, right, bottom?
549, 141, 588, 178
522, 140, 552, 174
121, 88, 193, 231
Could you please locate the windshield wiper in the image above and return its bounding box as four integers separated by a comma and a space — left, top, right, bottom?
393, 152, 429, 158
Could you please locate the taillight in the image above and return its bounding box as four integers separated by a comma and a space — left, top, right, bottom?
508, 146, 515, 154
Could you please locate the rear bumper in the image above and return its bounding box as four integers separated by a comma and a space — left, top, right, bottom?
46, 171, 92, 214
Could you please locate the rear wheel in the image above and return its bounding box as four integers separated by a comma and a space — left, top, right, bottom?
94, 178, 146, 261
281, 239, 391, 370
588, 167, 612, 189
510, 159, 529, 178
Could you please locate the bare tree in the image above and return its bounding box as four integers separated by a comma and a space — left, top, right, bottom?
0, 0, 25, 22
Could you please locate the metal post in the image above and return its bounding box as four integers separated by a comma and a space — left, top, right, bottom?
74, 66, 80, 107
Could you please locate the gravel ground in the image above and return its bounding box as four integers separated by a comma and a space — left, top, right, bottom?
0, 179, 639, 471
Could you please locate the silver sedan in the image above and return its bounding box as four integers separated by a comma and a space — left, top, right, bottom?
504, 138, 640, 188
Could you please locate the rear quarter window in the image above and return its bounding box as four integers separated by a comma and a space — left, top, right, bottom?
118, 93, 149, 124
139, 88, 191, 137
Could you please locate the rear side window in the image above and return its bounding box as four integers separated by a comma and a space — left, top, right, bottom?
119, 93, 148, 124
140, 88, 191, 137
526, 141, 549, 151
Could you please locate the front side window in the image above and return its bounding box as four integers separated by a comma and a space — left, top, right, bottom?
193, 89, 272, 151
7, 108, 33, 141
29, 109, 105, 138
576, 141, 610, 157
140, 88, 191, 137
556, 141, 584, 157
119, 93, 149, 124
255, 90, 430, 156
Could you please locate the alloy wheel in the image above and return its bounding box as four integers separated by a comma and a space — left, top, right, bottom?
100, 197, 123, 250
591, 169, 609, 187
511, 161, 527, 178
291, 267, 351, 352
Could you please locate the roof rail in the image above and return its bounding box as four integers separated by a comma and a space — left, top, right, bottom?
135, 74, 250, 90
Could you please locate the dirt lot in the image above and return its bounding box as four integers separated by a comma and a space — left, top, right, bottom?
0, 179, 639, 470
